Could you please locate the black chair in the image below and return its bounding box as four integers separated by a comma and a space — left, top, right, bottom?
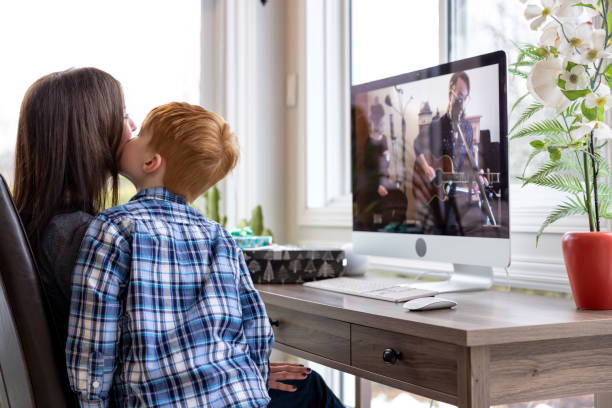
0, 174, 73, 407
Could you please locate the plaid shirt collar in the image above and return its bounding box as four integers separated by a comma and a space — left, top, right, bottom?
130, 187, 187, 205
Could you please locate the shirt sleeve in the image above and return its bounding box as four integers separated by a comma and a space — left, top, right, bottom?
65, 216, 130, 407
237, 250, 274, 386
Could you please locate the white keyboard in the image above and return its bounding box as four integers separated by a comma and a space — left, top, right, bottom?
303, 276, 438, 303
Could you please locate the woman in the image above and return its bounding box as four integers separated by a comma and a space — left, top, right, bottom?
13, 67, 344, 408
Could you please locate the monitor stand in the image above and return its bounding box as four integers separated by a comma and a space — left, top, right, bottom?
408, 264, 493, 293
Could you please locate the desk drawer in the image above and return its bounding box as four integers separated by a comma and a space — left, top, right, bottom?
351, 325, 458, 395
266, 304, 350, 364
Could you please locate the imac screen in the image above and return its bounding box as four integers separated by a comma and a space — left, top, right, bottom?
352, 52, 509, 238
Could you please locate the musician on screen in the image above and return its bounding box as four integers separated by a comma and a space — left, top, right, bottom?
412, 71, 488, 236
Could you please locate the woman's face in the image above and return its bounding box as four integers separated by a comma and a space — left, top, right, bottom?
117, 112, 137, 160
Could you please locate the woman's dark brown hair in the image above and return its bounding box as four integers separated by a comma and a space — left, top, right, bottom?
13, 67, 124, 251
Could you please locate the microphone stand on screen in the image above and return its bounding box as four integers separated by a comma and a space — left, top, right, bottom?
453, 113, 497, 227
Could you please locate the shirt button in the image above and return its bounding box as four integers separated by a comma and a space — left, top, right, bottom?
92, 381, 100, 388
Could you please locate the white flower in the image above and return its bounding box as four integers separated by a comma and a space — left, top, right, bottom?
554, 0, 583, 20
524, 0, 555, 30
571, 120, 612, 140
579, 29, 612, 64
557, 22, 593, 55
539, 21, 560, 48
580, 0, 603, 18
560, 64, 589, 90
585, 86, 612, 110
527, 57, 571, 112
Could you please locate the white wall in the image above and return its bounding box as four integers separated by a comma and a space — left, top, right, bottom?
254, 0, 287, 243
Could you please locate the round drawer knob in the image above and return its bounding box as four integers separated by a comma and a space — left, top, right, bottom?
382, 348, 402, 365
269, 319, 280, 327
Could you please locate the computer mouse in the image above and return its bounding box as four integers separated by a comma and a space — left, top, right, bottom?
403, 296, 457, 311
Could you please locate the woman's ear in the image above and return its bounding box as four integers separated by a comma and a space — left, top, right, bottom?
142, 153, 163, 174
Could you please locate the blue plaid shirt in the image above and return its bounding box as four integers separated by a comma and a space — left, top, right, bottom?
66, 187, 274, 408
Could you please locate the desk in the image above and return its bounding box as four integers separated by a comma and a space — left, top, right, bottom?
256, 284, 612, 408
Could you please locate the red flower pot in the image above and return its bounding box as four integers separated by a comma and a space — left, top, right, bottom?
562, 231, 612, 310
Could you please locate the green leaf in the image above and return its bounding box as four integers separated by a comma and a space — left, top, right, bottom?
563, 100, 582, 117
521, 45, 545, 61
573, 2, 596, 10
566, 61, 577, 72
518, 173, 584, 195
521, 149, 542, 178
562, 89, 590, 100
550, 47, 558, 58
511, 60, 536, 68
605, 62, 612, 76
510, 119, 565, 140
608, 12, 612, 32
593, 153, 611, 177
521, 160, 581, 187
606, 75, 612, 92
581, 100, 597, 121
510, 102, 544, 135
548, 127, 574, 145
530, 139, 546, 149
508, 67, 528, 79
568, 138, 587, 151
510, 92, 530, 114
548, 147, 562, 161
558, 77, 567, 89
598, 105, 605, 121
597, 184, 612, 198
536, 198, 586, 245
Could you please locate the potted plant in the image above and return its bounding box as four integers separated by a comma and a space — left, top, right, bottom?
512, 0, 612, 309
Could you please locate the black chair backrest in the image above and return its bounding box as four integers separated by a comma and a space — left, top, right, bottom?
0, 174, 70, 407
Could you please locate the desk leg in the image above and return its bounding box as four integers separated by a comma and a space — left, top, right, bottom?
595, 392, 612, 408
355, 377, 371, 408
457, 346, 490, 408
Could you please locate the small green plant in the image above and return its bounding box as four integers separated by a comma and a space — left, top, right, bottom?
239, 204, 274, 238
202, 186, 273, 236
203, 185, 227, 227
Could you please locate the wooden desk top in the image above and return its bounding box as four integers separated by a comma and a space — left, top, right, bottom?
256, 283, 612, 347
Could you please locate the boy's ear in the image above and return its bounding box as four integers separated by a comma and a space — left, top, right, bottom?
143, 153, 163, 174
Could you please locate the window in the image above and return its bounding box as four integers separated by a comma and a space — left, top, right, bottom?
351, 0, 440, 85
302, 0, 442, 222
305, 0, 351, 209
0, 0, 200, 187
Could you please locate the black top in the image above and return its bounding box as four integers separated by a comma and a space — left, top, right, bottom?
36, 211, 93, 347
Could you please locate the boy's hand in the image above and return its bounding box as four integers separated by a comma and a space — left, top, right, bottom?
268, 362, 311, 391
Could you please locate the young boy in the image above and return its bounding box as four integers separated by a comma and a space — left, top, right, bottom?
65, 102, 274, 407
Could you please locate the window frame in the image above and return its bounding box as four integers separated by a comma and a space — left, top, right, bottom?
298, 0, 352, 227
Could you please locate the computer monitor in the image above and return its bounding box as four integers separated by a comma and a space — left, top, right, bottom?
351, 50, 510, 292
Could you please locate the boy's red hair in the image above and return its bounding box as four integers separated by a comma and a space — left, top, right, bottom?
142, 102, 239, 201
